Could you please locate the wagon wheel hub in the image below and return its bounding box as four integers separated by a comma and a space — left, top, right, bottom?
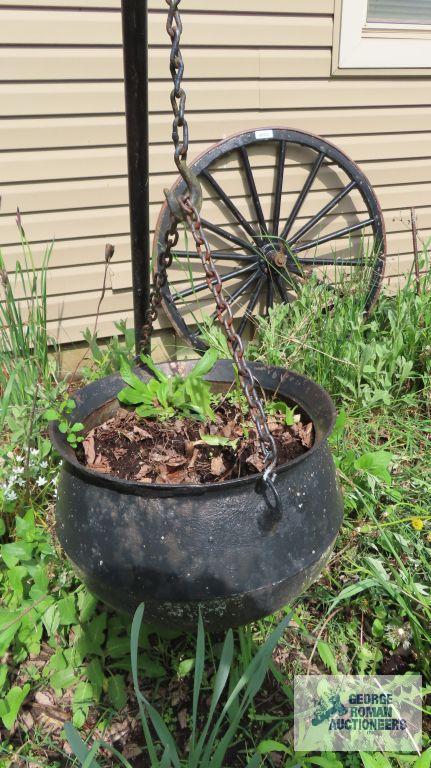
259, 241, 290, 272
272, 250, 288, 269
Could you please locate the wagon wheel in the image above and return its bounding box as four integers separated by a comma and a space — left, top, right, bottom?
153, 128, 386, 352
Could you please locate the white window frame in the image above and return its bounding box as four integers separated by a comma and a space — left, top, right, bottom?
332, 0, 431, 76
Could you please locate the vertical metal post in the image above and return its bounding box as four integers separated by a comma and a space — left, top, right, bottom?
121, 0, 151, 354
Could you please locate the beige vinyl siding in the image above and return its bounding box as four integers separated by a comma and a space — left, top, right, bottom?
0, 1, 429, 346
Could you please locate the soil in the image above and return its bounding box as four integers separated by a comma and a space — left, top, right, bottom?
77, 400, 314, 485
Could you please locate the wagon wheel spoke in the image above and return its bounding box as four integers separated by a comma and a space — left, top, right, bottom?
172, 263, 257, 303
239, 146, 268, 235
284, 257, 307, 278
297, 256, 365, 267
280, 150, 325, 241
287, 180, 358, 246
201, 169, 261, 243
236, 276, 265, 338
210, 269, 262, 320
172, 249, 257, 263
266, 275, 275, 313
274, 272, 296, 304
200, 218, 257, 254
292, 218, 375, 254
272, 140, 286, 237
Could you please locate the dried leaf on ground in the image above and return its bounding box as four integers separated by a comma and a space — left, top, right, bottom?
178, 708, 188, 730
83, 433, 96, 465
222, 420, 235, 438
211, 456, 226, 477
167, 455, 188, 469
123, 743, 143, 760
133, 426, 152, 440
299, 422, 314, 449
35, 692, 54, 707
113, 448, 127, 460
246, 452, 265, 473
152, 452, 169, 463
91, 454, 112, 473
135, 464, 150, 480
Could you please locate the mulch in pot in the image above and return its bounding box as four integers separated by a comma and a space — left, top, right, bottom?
77, 401, 314, 485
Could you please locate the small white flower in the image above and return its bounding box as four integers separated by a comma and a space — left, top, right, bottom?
30, 448, 39, 457
5, 489, 17, 501
36, 476, 46, 487
14, 466, 24, 475
15, 455, 24, 463
16, 478, 26, 487
39, 461, 48, 469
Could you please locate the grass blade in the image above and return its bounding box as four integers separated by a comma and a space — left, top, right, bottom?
63, 723, 102, 768
191, 610, 205, 753
130, 604, 159, 768
193, 629, 234, 765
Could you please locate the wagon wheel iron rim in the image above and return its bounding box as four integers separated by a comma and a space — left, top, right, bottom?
153, 128, 387, 352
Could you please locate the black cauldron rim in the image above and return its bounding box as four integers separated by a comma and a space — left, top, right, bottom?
50, 359, 337, 498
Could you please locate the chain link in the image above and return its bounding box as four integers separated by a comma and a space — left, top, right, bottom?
140, 218, 178, 352
166, 0, 188, 167
141, 0, 279, 492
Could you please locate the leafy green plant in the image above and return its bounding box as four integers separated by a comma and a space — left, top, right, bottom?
45, 397, 84, 449
0, 508, 171, 733
117, 349, 219, 421
266, 400, 296, 426
65, 602, 292, 767
82, 320, 136, 379
0, 509, 66, 729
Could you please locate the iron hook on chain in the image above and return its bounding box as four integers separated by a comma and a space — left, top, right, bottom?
164, 165, 203, 224
257, 468, 282, 523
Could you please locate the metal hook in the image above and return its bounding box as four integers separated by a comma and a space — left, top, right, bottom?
257, 470, 282, 522
164, 160, 203, 223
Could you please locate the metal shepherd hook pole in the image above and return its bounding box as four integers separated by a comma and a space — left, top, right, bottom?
121, 0, 151, 355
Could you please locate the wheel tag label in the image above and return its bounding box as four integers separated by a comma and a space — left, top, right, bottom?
255, 130, 274, 140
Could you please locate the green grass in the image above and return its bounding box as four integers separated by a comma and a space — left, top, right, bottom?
0, 238, 431, 767
246, 255, 431, 684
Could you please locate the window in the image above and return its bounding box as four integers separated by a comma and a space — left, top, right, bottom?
332, 0, 431, 75
367, 0, 431, 25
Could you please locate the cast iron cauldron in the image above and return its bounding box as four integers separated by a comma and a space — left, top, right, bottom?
51, 360, 343, 631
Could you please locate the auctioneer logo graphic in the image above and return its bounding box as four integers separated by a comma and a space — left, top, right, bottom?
294, 675, 422, 752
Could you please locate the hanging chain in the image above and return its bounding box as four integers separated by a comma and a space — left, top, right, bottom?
142, 0, 280, 502
140, 217, 178, 353
178, 195, 279, 489
139, 0, 193, 352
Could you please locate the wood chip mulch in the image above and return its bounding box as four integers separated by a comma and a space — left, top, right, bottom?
78, 401, 314, 485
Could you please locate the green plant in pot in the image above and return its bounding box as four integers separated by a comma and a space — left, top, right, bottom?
117, 349, 219, 422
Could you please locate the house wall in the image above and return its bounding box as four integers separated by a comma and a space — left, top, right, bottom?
1, 0, 430, 350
